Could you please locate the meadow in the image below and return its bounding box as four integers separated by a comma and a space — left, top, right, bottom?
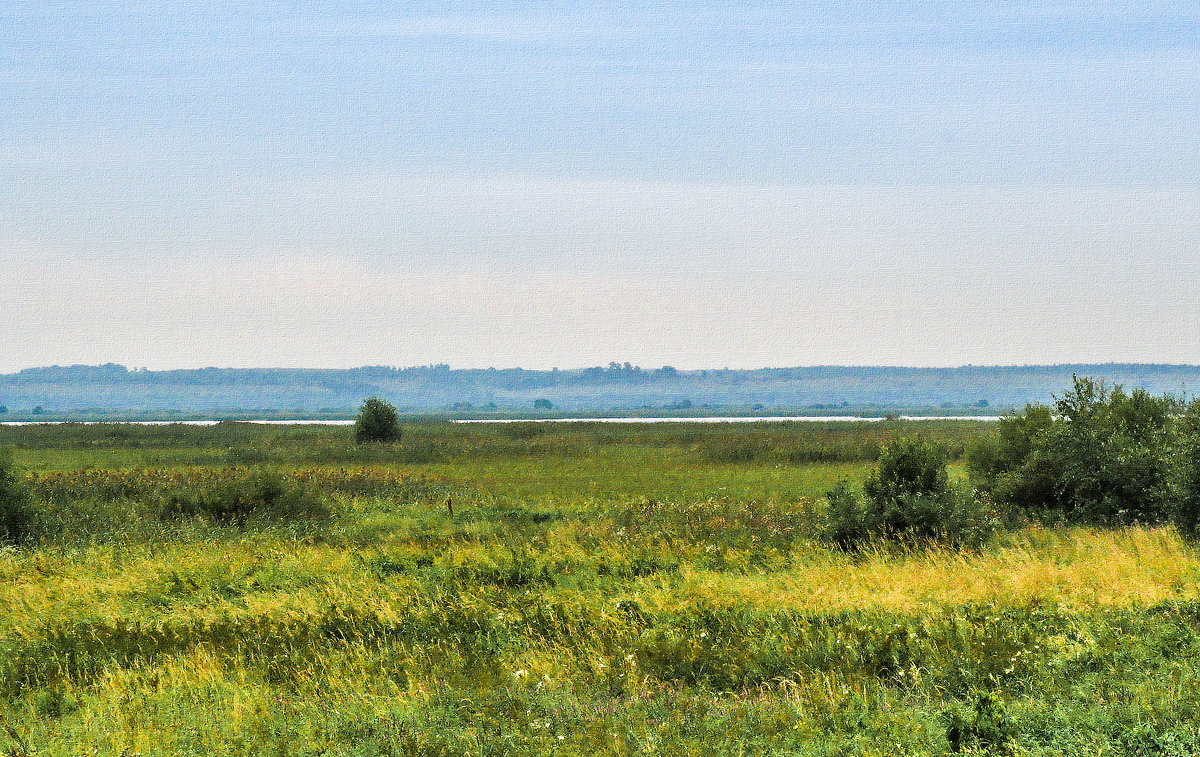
2, 419, 1199, 755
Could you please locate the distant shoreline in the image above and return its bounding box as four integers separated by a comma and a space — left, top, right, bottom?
0, 415, 1004, 426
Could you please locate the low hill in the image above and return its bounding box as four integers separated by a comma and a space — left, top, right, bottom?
2, 362, 1199, 419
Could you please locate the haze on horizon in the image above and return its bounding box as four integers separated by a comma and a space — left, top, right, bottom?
3, 2, 1199, 373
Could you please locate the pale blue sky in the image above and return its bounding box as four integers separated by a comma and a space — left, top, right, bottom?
3, 2, 1199, 370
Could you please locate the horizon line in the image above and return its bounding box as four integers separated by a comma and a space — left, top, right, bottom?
7, 361, 1200, 376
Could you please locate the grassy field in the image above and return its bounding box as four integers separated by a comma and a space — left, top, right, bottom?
1, 420, 1199, 755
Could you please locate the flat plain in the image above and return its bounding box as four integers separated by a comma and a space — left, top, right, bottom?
1, 420, 1198, 755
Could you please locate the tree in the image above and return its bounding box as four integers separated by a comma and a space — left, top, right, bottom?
354, 396, 401, 444
533, 398, 553, 410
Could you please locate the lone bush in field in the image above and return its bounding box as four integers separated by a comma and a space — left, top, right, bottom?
826, 436, 997, 548
354, 396, 401, 444
0, 449, 35, 544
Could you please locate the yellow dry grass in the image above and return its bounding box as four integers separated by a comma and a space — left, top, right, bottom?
6, 527, 1196, 638
661, 526, 1200, 613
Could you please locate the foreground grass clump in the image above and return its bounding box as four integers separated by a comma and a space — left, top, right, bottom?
1, 420, 1199, 755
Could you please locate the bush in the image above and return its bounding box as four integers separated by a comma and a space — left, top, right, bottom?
1170, 398, 1200, 535
354, 396, 402, 444
157, 470, 330, 525
1048, 377, 1176, 524
864, 435, 951, 505
966, 404, 1056, 511
823, 479, 866, 550
825, 436, 998, 549
0, 449, 35, 545
970, 376, 1179, 526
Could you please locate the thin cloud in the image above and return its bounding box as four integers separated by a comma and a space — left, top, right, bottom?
311, 14, 625, 46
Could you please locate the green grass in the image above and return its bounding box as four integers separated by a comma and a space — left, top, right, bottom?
1, 420, 1197, 755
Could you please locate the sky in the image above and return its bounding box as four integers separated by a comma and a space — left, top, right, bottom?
2, 1, 1199, 371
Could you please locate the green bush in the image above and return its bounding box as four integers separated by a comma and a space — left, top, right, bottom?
825, 436, 998, 548
864, 435, 951, 505
966, 403, 1056, 512
0, 449, 35, 545
354, 396, 402, 444
823, 479, 866, 550
157, 470, 330, 525
1170, 398, 1200, 535
1048, 377, 1176, 524
970, 376, 1180, 526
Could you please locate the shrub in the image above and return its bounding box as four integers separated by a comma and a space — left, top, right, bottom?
823, 479, 866, 550
825, 436, 998, 548
1170, 398, 1200, 535
966, 403, 1056, 511
1047, 377, 1176, 524
864, 435, 951, 505
0, 449, 35, 545
157, 469, 330, 525
354, 396, 402, 444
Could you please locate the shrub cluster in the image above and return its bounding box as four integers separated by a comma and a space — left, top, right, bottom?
968, 375, 1200, 529
832, 375, 1200, 547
